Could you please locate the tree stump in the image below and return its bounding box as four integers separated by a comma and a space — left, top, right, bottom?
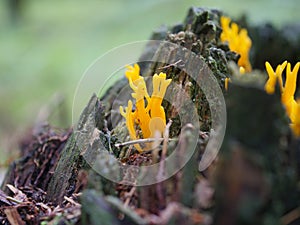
1, 6, 300, 225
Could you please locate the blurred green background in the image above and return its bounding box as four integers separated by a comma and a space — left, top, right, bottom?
0, 0, 299, 164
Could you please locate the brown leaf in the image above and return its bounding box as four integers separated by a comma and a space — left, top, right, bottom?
4, 207, 25, 225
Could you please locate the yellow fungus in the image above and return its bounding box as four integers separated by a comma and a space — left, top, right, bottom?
119, 100, 143, 152
239, 67, 246, 75
220, 16, 252, 73
281, 62, 300, 116
264, 61, 300, 137
149, 73, 172, 137
290, 99, 300, 137
131, 81, 151, 139
125, 64, 141, 82
224, 77, 231, 91
120, 64, 172, 152
264, 61, 287, 94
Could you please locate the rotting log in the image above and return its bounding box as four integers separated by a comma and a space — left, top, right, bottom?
214, 83, 300, 225
1, 6, 300, 225
46, 94, 106, 205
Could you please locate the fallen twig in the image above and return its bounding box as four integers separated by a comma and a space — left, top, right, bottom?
115, 137, 173, 148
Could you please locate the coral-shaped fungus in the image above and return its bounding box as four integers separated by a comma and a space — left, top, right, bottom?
265, 61, 300, 137
224, 77, 230, 91
120, 64, 172, 152
220, 16, 252, 73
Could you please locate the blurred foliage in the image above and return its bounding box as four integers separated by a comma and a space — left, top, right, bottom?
0, 0, 299, 163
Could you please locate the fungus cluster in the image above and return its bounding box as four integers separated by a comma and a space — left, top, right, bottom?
265, 61, 300, 136
119, 64, 172, 152
220, 16, 252, 73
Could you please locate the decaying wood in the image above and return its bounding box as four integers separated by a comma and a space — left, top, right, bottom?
1, 6, 300, 225
47, 94, 105, 204
214, 84, 299, 225
1, 125, 71, 194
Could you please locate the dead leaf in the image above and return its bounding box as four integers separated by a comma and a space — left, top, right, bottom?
4, 207, 25, 225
